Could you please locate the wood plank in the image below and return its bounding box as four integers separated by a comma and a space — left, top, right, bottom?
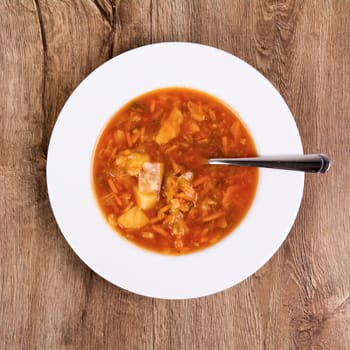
0, 1, 154, 349
151, 1, 350, 349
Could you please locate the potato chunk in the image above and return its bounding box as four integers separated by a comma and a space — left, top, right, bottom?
187, 101, 205, 121
134, 188, 158, 210
156, 107, 183, 145
117, 206, 149, 229
115, 149, 150, 176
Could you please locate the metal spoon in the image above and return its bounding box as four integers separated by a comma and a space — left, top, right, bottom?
208, 154, 330, 173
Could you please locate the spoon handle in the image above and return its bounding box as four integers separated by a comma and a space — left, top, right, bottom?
208, 154, 330, 173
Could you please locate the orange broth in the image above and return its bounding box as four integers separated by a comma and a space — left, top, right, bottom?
92, 87, 258, 254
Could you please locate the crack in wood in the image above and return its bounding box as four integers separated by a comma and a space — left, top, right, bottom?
80, 270, 95, 323
332, 294, 350, 315
152, 298, 155, 350
88, 0, 117, 58
92, 0, 113, 26
109, 0, 117, 58
33, 0, 49, 157
289, 293, 350, 348
150, 0, 153, 43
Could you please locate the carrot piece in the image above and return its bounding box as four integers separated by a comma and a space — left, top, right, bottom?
107, 179, 118, 194
164, 144, 179, 154
149, 216, 163, 224
142, 232, 155, 239
113, 181, 122, 192
222, 135, 229, 155
110, 147, 118, 160
182, 221, 189, 234
193, 227, 209, 239
178, 142, 188, 149
140, 127, 145, 143
170, 158, 181, 173
151, 225, 169, 237
131, 130, 140, 145
201, 227, 209, 235
111, 192, 123, 206
231, 121, 241, 142
208, 108, 216, 121
192, 175, 210, 187
199, 236, 209, 244
159, 204, 170, 213
110, 200, 119, 214
222, 185, 240, 208
231, 196, 243, 208
150, 99, 156, 112
123, 201, 133, 213
153, 108, 164, 120
98, 149, 105, 159
125, 131, 133, 148
196, 138, 209, 144
101, 192, 113, 203
183, 135, 193, 144
202, 211, 226, 223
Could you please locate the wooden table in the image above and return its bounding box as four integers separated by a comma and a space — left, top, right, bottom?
1, 1, 349, 348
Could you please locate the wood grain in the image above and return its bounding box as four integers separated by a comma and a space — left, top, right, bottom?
0, 0, 349, 349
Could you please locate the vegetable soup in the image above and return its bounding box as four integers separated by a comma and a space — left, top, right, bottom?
92, 88, 258, 254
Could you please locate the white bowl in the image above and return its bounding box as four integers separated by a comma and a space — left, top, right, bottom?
47, 42, 304, 299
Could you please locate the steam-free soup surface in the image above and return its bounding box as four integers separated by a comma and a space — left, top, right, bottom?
92, 88, 258, 255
